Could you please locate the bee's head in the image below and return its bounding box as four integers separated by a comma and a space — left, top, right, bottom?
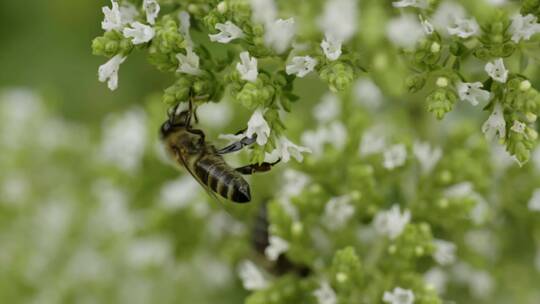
160, 108, 189, 138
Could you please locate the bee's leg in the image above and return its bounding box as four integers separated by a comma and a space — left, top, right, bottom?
188, 128, 206, 141
235, 159, 280, 175
217, 135, 256, 155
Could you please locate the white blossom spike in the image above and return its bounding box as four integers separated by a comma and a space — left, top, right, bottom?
264, 18, 296, 54
246, 108, 271, 146
236, 52, 258, 82
481, 103, 506, 140
264, 236, 289, 261
383, 287, 415, 304
286, 56, 318, 78
101, 0, 123, 32
209, 21, 244, 43
457, 82, 491, 106
485, 58, 508, 83
123, 22, 155, 45
176, 49, 201, 75
321, 35, 343, 61
98, 55, 126, 91
143, 0, 160, 25
448, 18, 480, 38
276, 136, 312, 163
509, 14, 540, 43
373, 204, 411, 240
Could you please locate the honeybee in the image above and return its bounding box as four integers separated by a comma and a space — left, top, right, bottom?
160, 100, 278, 203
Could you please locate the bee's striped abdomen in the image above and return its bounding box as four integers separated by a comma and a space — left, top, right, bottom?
194, 155, 251, 203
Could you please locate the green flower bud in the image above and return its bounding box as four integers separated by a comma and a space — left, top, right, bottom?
426, 88, 457, 120
92, 30, 133, 57
406, 74, 427, 93
147, 16, 185, 72
163, 77, 192, 105
319, 62, 355, 92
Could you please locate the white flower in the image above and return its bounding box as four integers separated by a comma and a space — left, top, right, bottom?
325, 121, 348, 150
469, 270, 494, 299
383, 144, 407, 170
178, 11, 193, 48
387, 14, 425, 49
321, 35, 343, 61
120, 2, 139, 24
302, 122, 347, 157
509, 14, 540, 43
101, 0, 123, 32
419, 15, 435, 35
176, 49, 201, 75
359, 127, 386, 156
313, 280, 337, 304
286, 56, 318, 78
314, 92, 340, 123
159, 176, 200, 210
318, 0, 358, 42
433, 239, 457, 265
383, 287, 415, 304
264, 236, 289, 261
323, 195, 355, 230
536, 248, 540, 272
424, 267, 448, 294
98, 55, 126, 91
457, 82, 491, 106
250, 0, 277, 25
413, 141, 442, 174
264, 18, 296, 53
354, 78, 383, 109
143, 0, 160, 25
431, 1, 466, 33
373, 204, 411, 240
485, 58, 508, 83
209, 21, 244, 43
246, 108, 271, 146
123, 22, 155, 44
528, 189, 540, 212
487, 0, 507, 6
392, 0, 428, 8
276, 136, 312, 163
481, 103, 506, 140
236, 51, 258, 82
237, 260, 268, 290
447, 18, 479, 38
510, 120, 526, 134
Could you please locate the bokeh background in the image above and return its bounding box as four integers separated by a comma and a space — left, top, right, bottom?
1, 1, 540, 304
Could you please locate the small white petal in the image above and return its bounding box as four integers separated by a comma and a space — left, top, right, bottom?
392, 0, 428, 8
318, 0, 358, 42
354, 78, 383, 109
373, 204, 411, 240
509, 14, 540, 43
433, 239, 457, 265
209, 21, 244, 43
176, 49, 202, 75
383, 144, 407, 170
123, 22, 155, 44
485, 58, 508, 83
264, 18, 296, 53
387, 14, 425, 49
510, 120, 526, 134
178, 11, 194, 49
481, 103, 506, 140
119, 3, 139, 25
286, 56, 318, 78
323, 195, 355, 230
237, 260, 268, 290
424, 267, 448, 294
101, 0, 123, 32
447, 18, 480, 38
276, 136, 312, 163
250, 0, 277, 25
419, 15, 435, 35
313, 92, 340, 123
457, 82, 491, 106
313, 280, 337, 304
246, 108, 271, 146
528, 189, 540, 212
383, 287, 415, 304
431, 2, 466, 33
264, 236, 289, 261
98, 55, 126, 91
321, 35, 342, 61
359, 126, 386, 156
413, 141, 442, 174
236, 51, 258, 82
143, 0, 160, 25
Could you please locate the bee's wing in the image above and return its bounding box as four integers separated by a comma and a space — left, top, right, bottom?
175, 149, 233, 214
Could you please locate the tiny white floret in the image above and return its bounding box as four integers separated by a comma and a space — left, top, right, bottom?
481, 103, 506, 140
485, 58, 508, 83
383, 144, 407, 170
143, 0, 160, 25
209, 21, 244, 43
509, 14, 540, 43
237, 260, 268, 290
98, 55, 126, 91
286, 56, 318, 78
313, 280, 337, 304
236, 51, 258, 82
510, 120, 526, 134
176, 49, 201, 76
392, 0, 428, 8
102, 0, 123, 32
373, 204, 411, 240
276, 136, 312, 163
433, 239, 457, 265
383, 287, 415, 304
447, 18, 480, 38
528, 189, 540, 212
123, 22, 155, 45
246, 108, 271, 146
413, 141, 442, 175
264, 236, 289, 261
321, 35, 343, 61
457, 82, 491, 106
264, 18, 296, 54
